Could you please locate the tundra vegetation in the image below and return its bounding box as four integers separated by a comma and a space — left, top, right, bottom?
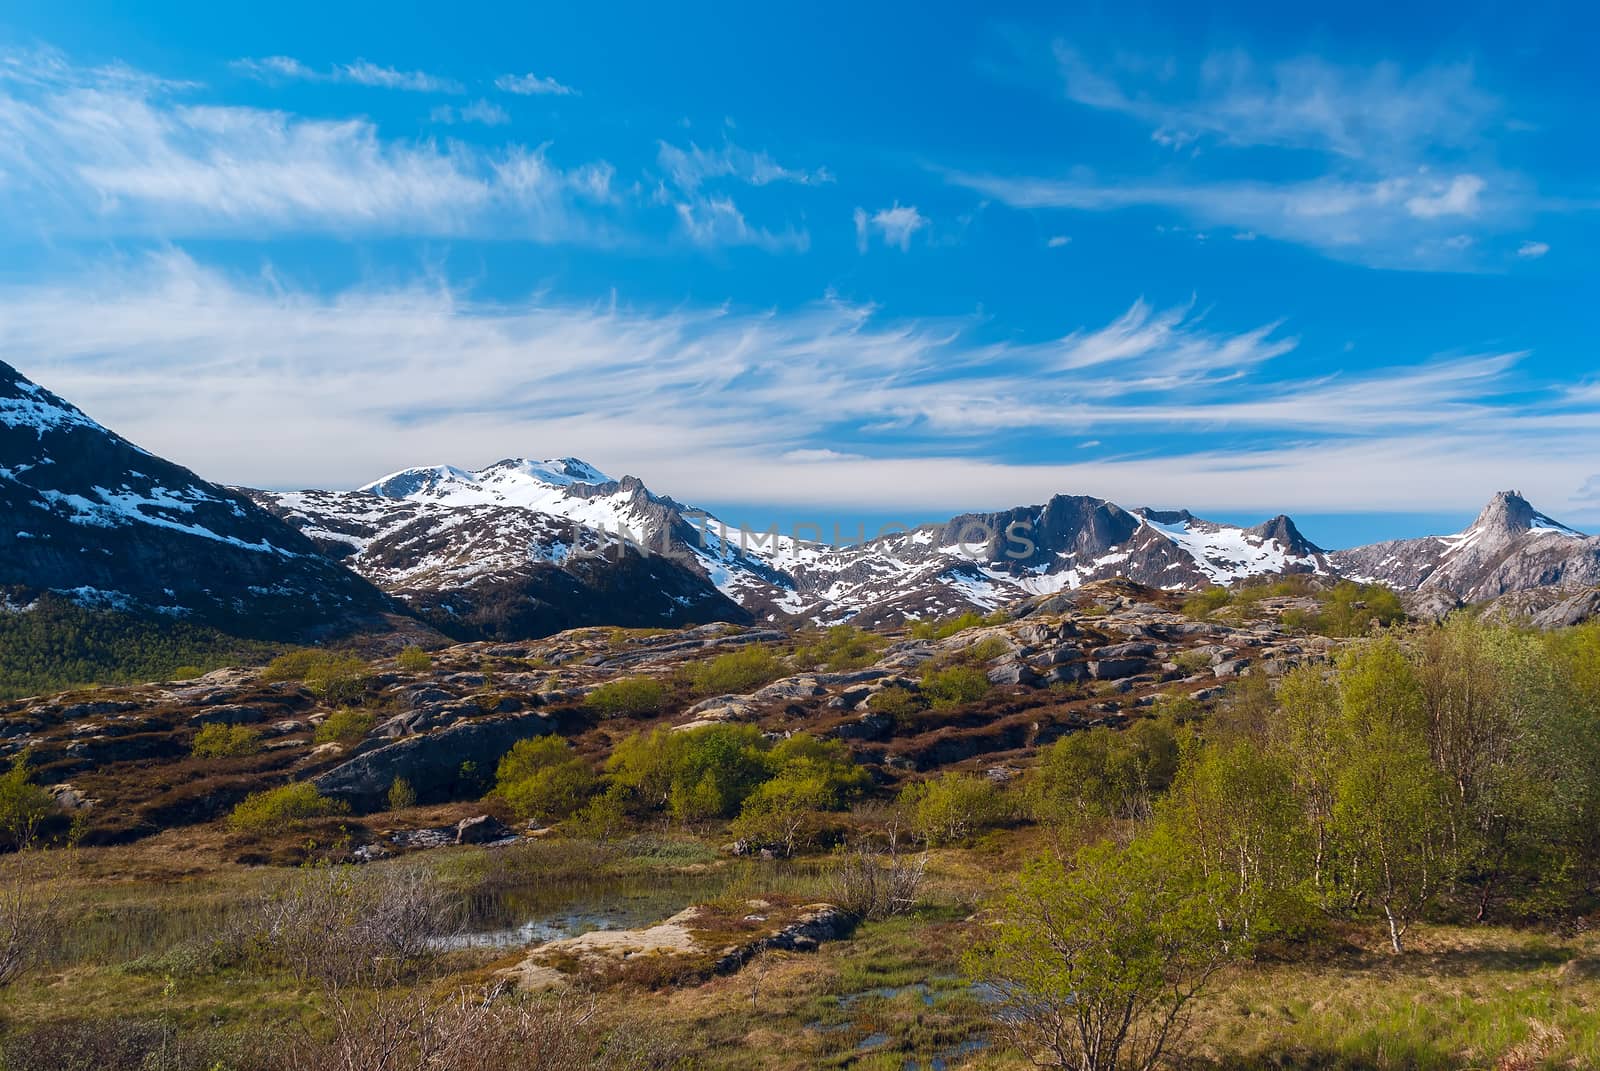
2, 603, 1600, 1070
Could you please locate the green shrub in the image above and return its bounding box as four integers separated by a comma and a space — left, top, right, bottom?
791, 625, 886, 671
909, 611, 987, 641
395, 646, 433, 673
1031, 717, 1181, 822
304, 656, 370, 705
681, 645, 785, 696
228, 783, 347, 833
262, 649, 370, 704
170, 665, 205, 681
920, 664, 990, 708
729, 775, 835, 855
261, 648, 329, 681
190, 723, 262, 759
313, 708, 377, 745
0, 755, 57, 849
900, 772, 1011, 846
867, 686, 926, 720
1181, 586, 1233, 619
566, 785, 629, 842
608, 723, 771, 821
387, 777, 417, 810
1321, 581, 1406, 636
586, 676, 669, 718
495, 737, 595, 823
964, 635, 1010, 663
605, 725, 868, 827
1282, 581, 1405, 636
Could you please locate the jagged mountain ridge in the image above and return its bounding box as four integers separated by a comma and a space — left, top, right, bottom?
1329, 490, 1600, 602
0, 360, 394, 638
7, 358, 1594, 641
258, 461, 767, 639
257, 457, 1334, 629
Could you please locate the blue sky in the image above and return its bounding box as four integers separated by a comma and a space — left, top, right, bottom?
0, 1, 1597, 548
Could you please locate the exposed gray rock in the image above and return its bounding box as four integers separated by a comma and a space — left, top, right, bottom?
1532, 589, 1600, 629
1089, 657, 1149, 681
1092, 641, 1158, 661
987, 661, 1041, 686
1044, 663, 1089, 685
455, 814, 514, 844
313, 712, 554, 811
187, 705, 267, 727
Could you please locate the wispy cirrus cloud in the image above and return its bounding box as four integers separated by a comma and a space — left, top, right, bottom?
654, 138, 827, 251
963, 44, 1544, 270
656, 139, 832, 193
854, 202, 929, 252
495, 71, 577, 97
0, 51, 616, 241
1056, 46, 1501, 161
430, 99, 510, 126
949, 168, 1519, 269
1, 252, 1593, 522
673, 196, 809, 252
233, 55, 464, 93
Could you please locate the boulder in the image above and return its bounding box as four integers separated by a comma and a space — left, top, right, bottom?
1089, 658, 1149, 681
312, 712, 555, 811
1092, 641, 1158, 661
455, 814, 514, 844
753, 676, 828, 701
831, 711, 893, 741
1044, 662, 1089, 685
987, 661, 1041, 686
187, 704, 267, 727
1213, 658, 1251, 678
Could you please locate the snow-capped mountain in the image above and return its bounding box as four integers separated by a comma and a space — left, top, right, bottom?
259, 458, 1333, 631
1330, 491, 1600, 602
256, 460, 771, 639
751, 496, 1330, 624
0, 360, 393, 637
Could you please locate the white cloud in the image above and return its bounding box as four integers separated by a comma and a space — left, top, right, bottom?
854, 202, 929, 252
948, 169, 1514, 269
652, 139, 824, 250
234, 56, 464, 94
0, 54, 617, 241
495, 72, 578, 96
431, 99, 510, 126
1517, 240, 1550, 259
656, 139, 832, 193
1055, 46, 1499, 161
1, 252, 1591, 522
1046, 234, 1071, 247
1404, 174, 1485, 218
673, 196, 808, 252
970, 45, 1528, 269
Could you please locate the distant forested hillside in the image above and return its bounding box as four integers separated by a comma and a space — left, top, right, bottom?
0, 594, 282, 699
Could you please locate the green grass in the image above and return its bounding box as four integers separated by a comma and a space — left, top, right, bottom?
6, 829, 1599, 1071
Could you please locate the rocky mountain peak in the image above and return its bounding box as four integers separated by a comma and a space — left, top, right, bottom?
1472, 490, 1538, 534
1462, 491, 1582, 542
1247, 514, 1323, 555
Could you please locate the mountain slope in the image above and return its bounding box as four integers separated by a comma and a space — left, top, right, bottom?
759, 496, 1330, 624
258, 461, 760, 639
0, 360, 395, 639
1330, 491, 1600, 602
262, 460, 1333, 630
